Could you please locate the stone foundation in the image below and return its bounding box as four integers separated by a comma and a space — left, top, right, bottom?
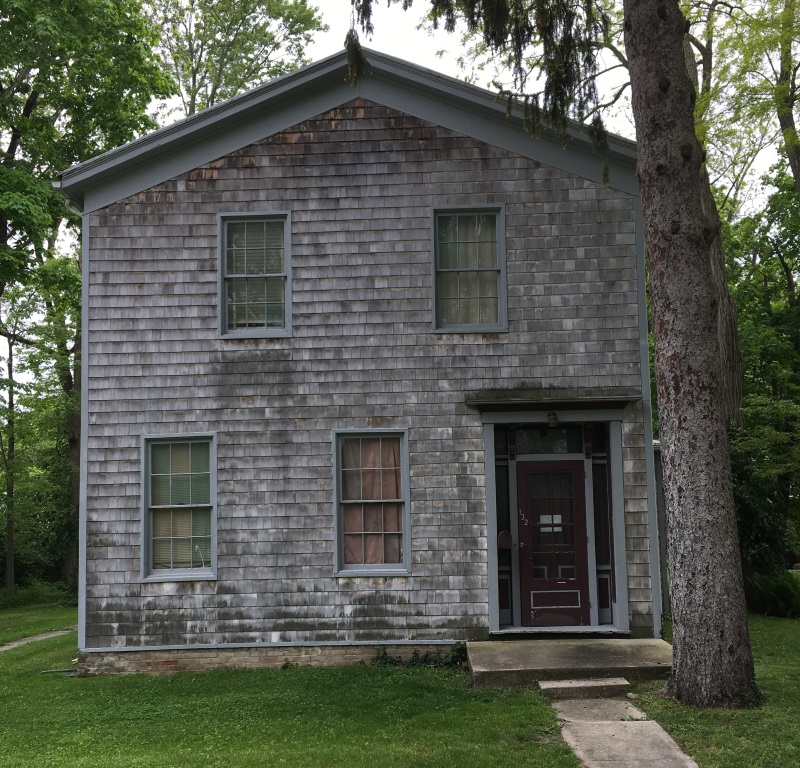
78, 643, 455, 675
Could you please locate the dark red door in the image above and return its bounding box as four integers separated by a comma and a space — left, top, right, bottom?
517, 461, 590, 627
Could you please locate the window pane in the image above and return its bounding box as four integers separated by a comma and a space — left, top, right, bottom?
191, 473, 210, 504
246, 278, 266, 304
344, 534, 363, 564
151, 444, 171, 475
361, 438, 382, 468
460, 271, 479, 299
361, 470, 382, 500
228, 222, 247, 248
265, 248, 283, 274
479, 271, 498, 298
381, 466, 401, 500
363, 504, 382, 532
246, 248, 266, 275
476, 213, 496, 242
437, 272, 458, 299
480, 297, 498, 324
439, 298, 459, 326
438, 242, 458, 269
437, 215, 457, 243
192, 509, 211, 536
343, 505, 362, 532
151, 475, 170, 506
172, 538, 192, 569
172, 509, 192, 537
245, 220, 266, 249
341, 470, 361, 501
192, 538, 211, 567
247, 303, 266, 327
152, 538, 171, 570
171, 475, 191, 505
191, 443, 209, 474
478, 241, 497, 268
460, 215, 478, 241
171, 443, 190, 473
152, 509, 171, 538
364, 534, 383, 563
460, 298, 479, 324
458, 242, 478, 269
384, 503, 402, 532
265, 277, 284, 303
384, 534, 402, 563
264, 221, 283, 249
266, 304, 284, 328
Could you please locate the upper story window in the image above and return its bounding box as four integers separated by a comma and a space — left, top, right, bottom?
433, 208, 507, 332
142, 435, 216, 581
220, 213, 292, 338
334, 431, 411, 575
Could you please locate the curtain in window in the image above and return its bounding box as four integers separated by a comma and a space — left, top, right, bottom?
341, 436, 403, 565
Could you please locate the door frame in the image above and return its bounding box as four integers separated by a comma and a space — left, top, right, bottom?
484, 409, 630, 633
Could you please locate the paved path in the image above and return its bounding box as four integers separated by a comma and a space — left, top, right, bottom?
553, 698, 698, 768
0, 626, 77, 652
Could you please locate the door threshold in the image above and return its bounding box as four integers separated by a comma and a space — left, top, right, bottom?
491, 626, 630, 638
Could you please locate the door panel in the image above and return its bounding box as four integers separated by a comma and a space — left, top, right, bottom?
518, 461, 590, 627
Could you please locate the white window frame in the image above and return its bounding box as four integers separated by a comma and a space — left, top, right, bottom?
432, 206, 508, 332
333, 429, 412, 576
218, 212, 292, 338
141, 433, 217, 582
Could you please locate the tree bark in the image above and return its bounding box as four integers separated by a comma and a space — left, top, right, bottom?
623, 0, 756, 706
4, 340, 14, 594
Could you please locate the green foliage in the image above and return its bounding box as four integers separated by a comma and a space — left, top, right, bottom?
373, 641, 468, 668
151, 0, 327, 116
724, 167, 800, 574
746, 571, 800, 618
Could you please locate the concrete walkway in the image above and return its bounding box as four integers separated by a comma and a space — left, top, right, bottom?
0, 627, 77, 652
554, 698, 698, 768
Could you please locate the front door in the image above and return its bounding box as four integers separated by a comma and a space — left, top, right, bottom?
517, 461, 590, 627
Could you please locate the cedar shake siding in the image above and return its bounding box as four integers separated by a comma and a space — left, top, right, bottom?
81, 97, 652, 650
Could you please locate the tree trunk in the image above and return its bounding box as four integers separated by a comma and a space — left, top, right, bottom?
4, 340, 14, 594
623, 0, 756, 706
62, 328, 81, 589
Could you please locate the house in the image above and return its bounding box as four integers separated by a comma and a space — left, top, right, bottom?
59, 49, 662, 674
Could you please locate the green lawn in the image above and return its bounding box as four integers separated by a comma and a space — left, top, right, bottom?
0, 603, 78, 645
0, 631, 579, 768
635, 614, 800, 768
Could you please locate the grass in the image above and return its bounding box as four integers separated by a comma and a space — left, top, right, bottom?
635, 614, 800, 767
0, 631, 580, 768
0, 603, 78, 645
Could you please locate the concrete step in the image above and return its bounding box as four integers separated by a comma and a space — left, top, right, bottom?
539, 677, 631, 700
467, 638, 672, 689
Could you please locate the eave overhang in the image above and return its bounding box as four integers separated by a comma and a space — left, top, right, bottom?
59, 49, 638, 214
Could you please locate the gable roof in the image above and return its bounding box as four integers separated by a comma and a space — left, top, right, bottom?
58, 48, 638, 213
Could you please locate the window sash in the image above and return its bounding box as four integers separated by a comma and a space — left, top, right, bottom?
336, 434, 408, 570
435, 211, 502, 329
221, 216, 289, 335
145, 438, 214, 576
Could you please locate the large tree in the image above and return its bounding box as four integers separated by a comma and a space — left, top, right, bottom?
150, 0, 327, 116
1, 0, 172, 588
347, 0, 756, 706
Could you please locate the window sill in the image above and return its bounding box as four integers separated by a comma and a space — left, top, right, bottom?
220, 329, 291, 340
142, 569, 216, 583
432, 324, 508, 334
335, 567, 412, 578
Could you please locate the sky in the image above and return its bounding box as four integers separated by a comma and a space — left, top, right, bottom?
305, 1, 466, 79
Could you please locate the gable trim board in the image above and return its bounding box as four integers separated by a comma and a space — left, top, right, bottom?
66, 51, 661, 665
59, 49, 638, 214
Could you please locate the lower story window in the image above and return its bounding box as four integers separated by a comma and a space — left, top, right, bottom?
144, 436, 216, 578
335, 431, 410, 573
